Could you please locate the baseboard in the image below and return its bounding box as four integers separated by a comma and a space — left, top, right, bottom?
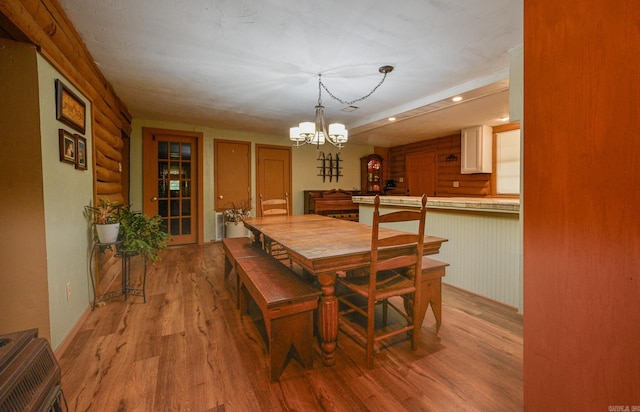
54, 305, 91, 360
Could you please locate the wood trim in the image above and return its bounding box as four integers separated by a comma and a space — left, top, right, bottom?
490, 122, 521, 196
142, 127, 205, 245
255, 144, 292, 217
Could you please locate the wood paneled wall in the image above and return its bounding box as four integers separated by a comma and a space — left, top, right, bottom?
387, 133, 491, 197
1, 0, 131, 204
524, 0, 640, 408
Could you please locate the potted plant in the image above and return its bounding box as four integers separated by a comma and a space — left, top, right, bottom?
224, 202, 251, 238
84, 199, 122, 243
116, 205, 170, 262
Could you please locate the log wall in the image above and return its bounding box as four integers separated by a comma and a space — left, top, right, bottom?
387, 133, 492, 197
1, 0, 131, 204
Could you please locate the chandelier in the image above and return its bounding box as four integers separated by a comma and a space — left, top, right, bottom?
289, 65, 394, 150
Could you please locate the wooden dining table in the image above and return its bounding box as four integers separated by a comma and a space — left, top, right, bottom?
243, 214, 447, 366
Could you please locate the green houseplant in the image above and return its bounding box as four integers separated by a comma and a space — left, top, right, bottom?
84, 199, 122, 243
116, 205, 171, 262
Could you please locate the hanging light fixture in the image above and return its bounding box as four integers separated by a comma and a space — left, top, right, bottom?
290, 65, 394, 150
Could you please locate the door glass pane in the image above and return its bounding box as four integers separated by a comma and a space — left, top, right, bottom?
170, 199, 180, 216
181, 199, 191, 216
158, 180, 168, 198
182, 181, 190, 197
170, 143, 180, 159
182, 218, 191, 234
181, 144, 191, 160
170, 219, 180, 235
159, 161, 168, 178
182, 163, 191, 179
158, 142, 168, 160
169, 180, 180, 197
158, 200, 168, 217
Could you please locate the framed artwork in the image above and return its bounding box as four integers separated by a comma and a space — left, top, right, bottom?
59, 129, 76, 165
75, 134, 87, 170
55, 79, 86, 134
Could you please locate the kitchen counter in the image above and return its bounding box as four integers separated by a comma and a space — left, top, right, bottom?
352, 195, 520, 214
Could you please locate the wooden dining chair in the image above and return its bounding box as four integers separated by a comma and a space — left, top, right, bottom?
259, 193, 290, 264
260, 193, 289, 216
337, 194, 427, 369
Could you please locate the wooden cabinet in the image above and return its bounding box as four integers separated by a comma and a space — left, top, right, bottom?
360, 154, 383, 194
303, 189, 360, 221
461, 125, 493, 174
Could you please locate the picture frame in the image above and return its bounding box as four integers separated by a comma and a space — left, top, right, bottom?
55, 79, 86, 134
59, 129, 76, 165
75, 134, 87, 170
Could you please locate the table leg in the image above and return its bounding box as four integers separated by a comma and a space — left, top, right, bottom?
317, 272, 338, 366
248, 228, 262, 248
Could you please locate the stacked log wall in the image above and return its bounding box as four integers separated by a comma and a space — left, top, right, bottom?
1, 0, 132, 205
386, 133, 491, 197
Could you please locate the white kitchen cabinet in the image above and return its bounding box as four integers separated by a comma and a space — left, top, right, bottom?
461, 125, 493, 174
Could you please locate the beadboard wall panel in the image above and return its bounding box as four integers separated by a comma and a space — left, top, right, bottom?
426, 209, 522, 311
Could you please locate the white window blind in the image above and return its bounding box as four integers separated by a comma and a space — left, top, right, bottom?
496, 129, 521, 194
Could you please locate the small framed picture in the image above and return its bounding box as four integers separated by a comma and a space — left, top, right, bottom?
75, 134, 87, 170
59, 129, 76, 165
55, 79, 86, 134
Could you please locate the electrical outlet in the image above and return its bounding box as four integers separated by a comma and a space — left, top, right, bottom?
66, 282, 71, 301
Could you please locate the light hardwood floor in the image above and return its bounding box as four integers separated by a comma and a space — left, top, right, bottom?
58, 243, 522, 411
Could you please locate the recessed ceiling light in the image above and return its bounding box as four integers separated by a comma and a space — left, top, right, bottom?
388, 117, 396, 122
452, 96, 463, 102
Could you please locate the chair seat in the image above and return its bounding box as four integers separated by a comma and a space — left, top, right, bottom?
340, 270, 416, 300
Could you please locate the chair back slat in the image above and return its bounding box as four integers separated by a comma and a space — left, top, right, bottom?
376, 254, 419, 273
377, 234, 420, 248
378, 210, 423, 224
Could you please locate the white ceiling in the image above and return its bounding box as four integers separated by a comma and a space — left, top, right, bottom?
57, 0, 522, 147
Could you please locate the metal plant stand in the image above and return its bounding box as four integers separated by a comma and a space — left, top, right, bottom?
90, 241, 147, 309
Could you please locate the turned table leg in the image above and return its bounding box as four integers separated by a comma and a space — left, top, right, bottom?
317, 272, 338, 366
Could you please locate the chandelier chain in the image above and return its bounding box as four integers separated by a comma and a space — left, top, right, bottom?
319, 72, 389, 106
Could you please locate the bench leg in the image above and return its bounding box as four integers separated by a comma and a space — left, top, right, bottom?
417, 278, 442, 326
428, 278, 443, 326
224, 254, 233, 280
239, 282, 249, 316
269, 311, 314, 381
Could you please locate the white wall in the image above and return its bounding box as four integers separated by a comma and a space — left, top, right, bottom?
130, 119, 372, 242
37, 55, 94, 348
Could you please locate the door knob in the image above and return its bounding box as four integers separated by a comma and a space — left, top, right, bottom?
151, 196, 158, 202
218, 195, 223, 200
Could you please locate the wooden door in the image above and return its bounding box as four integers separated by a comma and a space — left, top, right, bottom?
405, 151, 436, 197
256, 145, 292, 217
143, 128, 201, 245
215, 140, 251, 211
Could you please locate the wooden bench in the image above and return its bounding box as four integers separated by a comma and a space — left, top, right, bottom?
235, 250, 321, 381
222, 237, 261, 308
417, 257, 449, 327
